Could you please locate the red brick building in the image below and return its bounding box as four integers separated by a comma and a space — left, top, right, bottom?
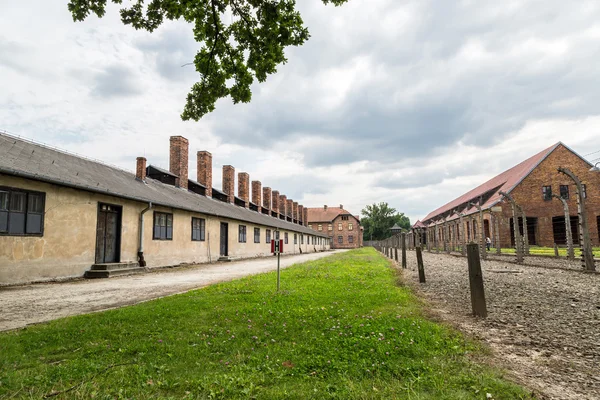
419, 142, 600, 248
307, 205, 363, 249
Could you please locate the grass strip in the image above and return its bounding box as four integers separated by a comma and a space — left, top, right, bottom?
0, 248, 532, 399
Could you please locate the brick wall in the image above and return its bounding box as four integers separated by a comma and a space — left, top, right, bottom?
308, 214, 361, 249
506, 144, 600, 247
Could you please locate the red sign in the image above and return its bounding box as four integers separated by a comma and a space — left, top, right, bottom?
271, 239, 284, 254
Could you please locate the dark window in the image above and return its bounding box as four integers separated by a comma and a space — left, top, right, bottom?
275, 230, 280, 240
153, 212, 173, 240
239, 225, 247, 243
0, 187, 45, 236
582, 184, 587, 199
284, 232, 288, 244
266, 229, 271, 243
294, 234, 297, 244
341, 215, 349, 221
542, 185, 552, 201
254, 227, 260, 243
300, 234, 304, 244
559, 185, 569, 200
191, 217, 205, 241
338, 236, 343, 244
348, 235, 354, 243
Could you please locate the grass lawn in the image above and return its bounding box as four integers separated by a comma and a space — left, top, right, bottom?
490, 246, 600, 257
0, 248, 531, 399
428, 245, 600, 257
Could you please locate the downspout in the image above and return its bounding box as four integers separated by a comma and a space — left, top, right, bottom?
138, 202, 153, 267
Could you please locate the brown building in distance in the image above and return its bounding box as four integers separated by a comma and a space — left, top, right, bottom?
418, 142, 600, 249
307, 205, 363, 249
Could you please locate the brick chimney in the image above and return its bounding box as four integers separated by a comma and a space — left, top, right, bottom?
263, 187, 272, 211
197, 151, 212, 197
324, 205, 328, 211
272, 190, 280, 215
169, 136, 189, 189
298, 205, 304, 224
223, 165, 235, 203
279, 194, 287, 217
136, 157, 147, 181
303, 208, 308, 226
252, 180, 262, 212
286, 199, 293, 218
293, 202, 298, 221
340, 204, 343, 210
238, 172, 250, 208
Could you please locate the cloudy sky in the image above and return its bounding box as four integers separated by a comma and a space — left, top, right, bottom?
1, 0, 600, 223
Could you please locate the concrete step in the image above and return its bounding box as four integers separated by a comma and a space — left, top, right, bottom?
84, 266, 145, 279
90, 262, 139, 271
218, 256, 241, 262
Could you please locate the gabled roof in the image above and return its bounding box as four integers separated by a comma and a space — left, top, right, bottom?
0, 132, 327, 237
422, 142, 562, 223
306, 206, 357, 223
412, 220, 425, 228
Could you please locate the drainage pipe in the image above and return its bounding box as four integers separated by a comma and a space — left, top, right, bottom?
138, 202, 153, 266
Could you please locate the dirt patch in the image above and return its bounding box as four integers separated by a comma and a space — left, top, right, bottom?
0, 250, 345, 332
398, 250, 600, 400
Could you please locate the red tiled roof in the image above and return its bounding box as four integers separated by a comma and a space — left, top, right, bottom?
306, 206, 355, 222
422, 142, 561, 223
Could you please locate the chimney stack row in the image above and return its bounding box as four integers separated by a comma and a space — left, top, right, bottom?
141, 137, 311, 225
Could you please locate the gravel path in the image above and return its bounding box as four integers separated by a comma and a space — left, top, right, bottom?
399, 250, 600, 400
0, 250, 346, 332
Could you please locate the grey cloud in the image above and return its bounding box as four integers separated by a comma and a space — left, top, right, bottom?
135, 25, 198, 82
263, 174, 333, 201
91, 65, 142, 98
199, 0, 600, 169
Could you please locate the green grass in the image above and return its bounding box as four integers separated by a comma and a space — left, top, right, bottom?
0, 248, 531, 399
490, 246, 600, 257
427, 245, 600, 257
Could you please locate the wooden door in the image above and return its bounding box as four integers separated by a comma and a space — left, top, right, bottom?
220, 222, 228, 256
95, 203, 121, 264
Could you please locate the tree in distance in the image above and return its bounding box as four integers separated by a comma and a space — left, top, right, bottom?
361, 202, 410, 241
68, 0, 348, 120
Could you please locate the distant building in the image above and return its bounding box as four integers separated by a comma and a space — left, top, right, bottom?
306, 205, 363, 249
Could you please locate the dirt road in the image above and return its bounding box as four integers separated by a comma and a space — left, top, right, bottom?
399, 250, 600, 400
0, 251, 345, 332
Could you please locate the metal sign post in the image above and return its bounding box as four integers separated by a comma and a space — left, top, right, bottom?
271, 238, 284, 291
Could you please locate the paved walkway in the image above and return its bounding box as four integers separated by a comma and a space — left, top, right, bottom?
0, 250, 346, 331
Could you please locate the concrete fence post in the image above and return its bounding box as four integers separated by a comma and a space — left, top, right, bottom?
401, 232, 407, 269
466, 243, 487, 318
416, 246, 425, 283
